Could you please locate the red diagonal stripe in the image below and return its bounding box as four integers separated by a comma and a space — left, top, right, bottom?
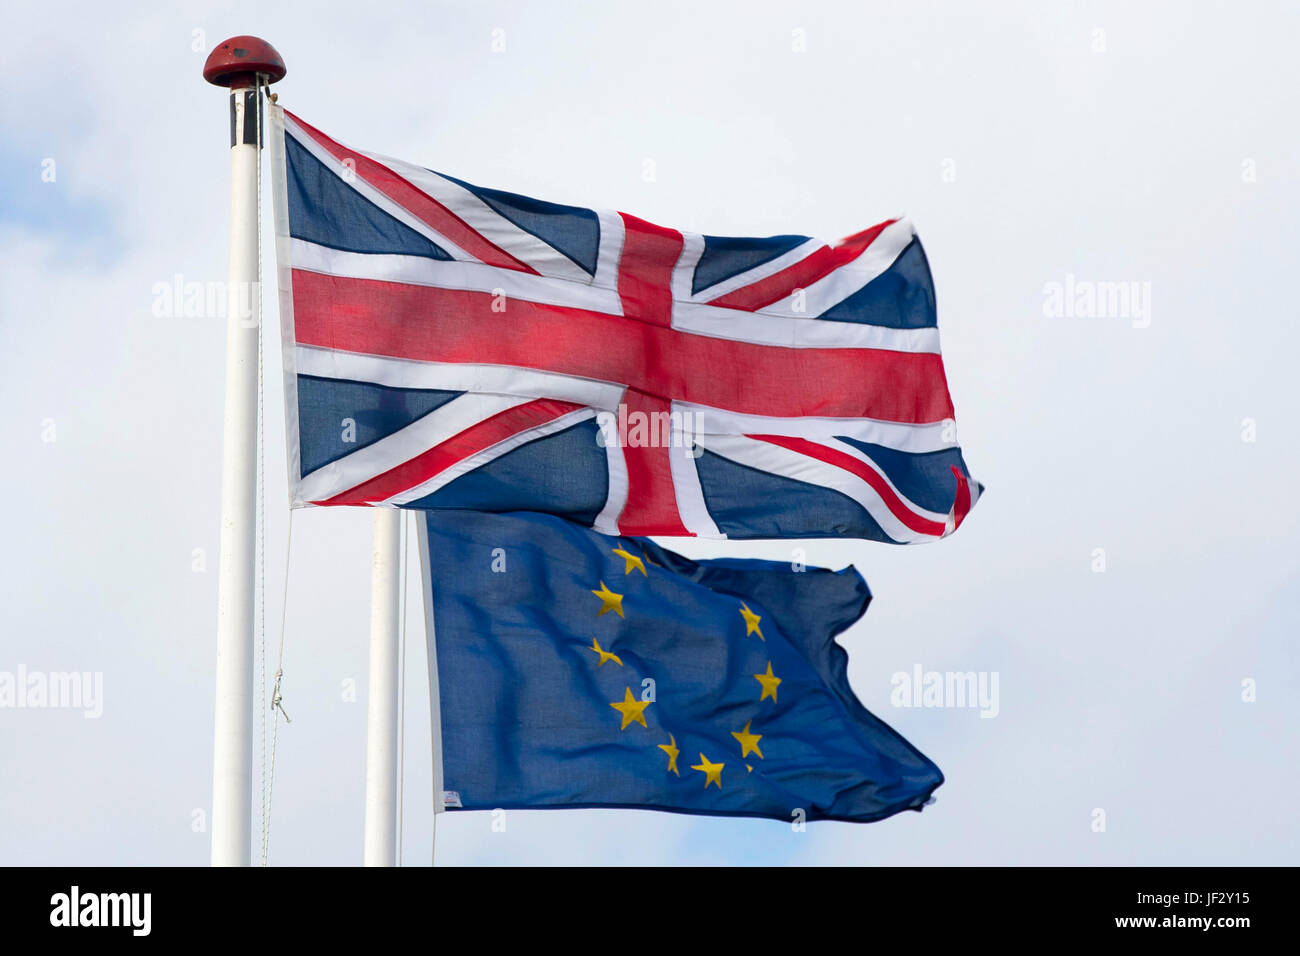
315, 398, 585, 506
291, 271, 954, 424
286, 110, 538, 276
707, 219, 898, 312
746, 433, 946, 537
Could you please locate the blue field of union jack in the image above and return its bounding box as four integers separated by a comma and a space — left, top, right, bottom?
271, 108, 982, 541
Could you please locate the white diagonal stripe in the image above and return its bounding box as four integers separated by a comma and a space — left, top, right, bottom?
695, 432, 942, 544
690, 237, 824, 303
385, 407, 599, 505
297, 392, 530, 503
756, 218, 916, 318
284, 117, 475, 263
358, 151, 596, 285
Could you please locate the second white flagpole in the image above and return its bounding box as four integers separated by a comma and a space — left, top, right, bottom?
364, 509, 403, 865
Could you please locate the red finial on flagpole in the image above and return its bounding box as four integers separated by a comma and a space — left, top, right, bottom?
203, 35, 286, 89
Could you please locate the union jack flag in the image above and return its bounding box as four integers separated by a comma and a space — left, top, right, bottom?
271, 108, 982, 541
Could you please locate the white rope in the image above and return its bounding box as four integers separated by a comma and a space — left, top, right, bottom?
253, 80, 294, 867
258, 82, 295, 868
264, 510, 293, 866
254, 76, 269, 867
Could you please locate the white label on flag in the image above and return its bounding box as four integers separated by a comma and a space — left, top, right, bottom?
443, 790, 462, 808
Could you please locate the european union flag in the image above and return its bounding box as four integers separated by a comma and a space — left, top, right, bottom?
419, 511, 942, 823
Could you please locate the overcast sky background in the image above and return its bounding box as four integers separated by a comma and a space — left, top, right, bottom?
2, 0, 1297, 866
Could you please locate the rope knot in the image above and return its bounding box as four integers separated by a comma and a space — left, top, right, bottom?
271, 667, 291, 724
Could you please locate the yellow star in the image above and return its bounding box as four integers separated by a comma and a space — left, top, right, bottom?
691, 752, 724, 789
739, 603, 764, 640
591, 580, 624, 618
609, 687, 650, 730
731, 719, 764, 759
746, 764, 753, 773
754, 662, 781, 703
612, 546, 647, 576
589, 637, 623, 667
658, 734, 681, 776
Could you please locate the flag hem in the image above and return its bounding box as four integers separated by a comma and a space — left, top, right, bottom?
268, 102, 304, 507
418, 513, 447, 813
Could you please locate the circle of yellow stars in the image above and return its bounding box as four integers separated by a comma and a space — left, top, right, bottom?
584, 541, 784, 792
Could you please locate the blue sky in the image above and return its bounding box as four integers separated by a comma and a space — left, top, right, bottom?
1, 0, 1297, 865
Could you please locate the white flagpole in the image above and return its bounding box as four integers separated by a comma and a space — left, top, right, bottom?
364, 509, 403, 865
203, 37, 286, 867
